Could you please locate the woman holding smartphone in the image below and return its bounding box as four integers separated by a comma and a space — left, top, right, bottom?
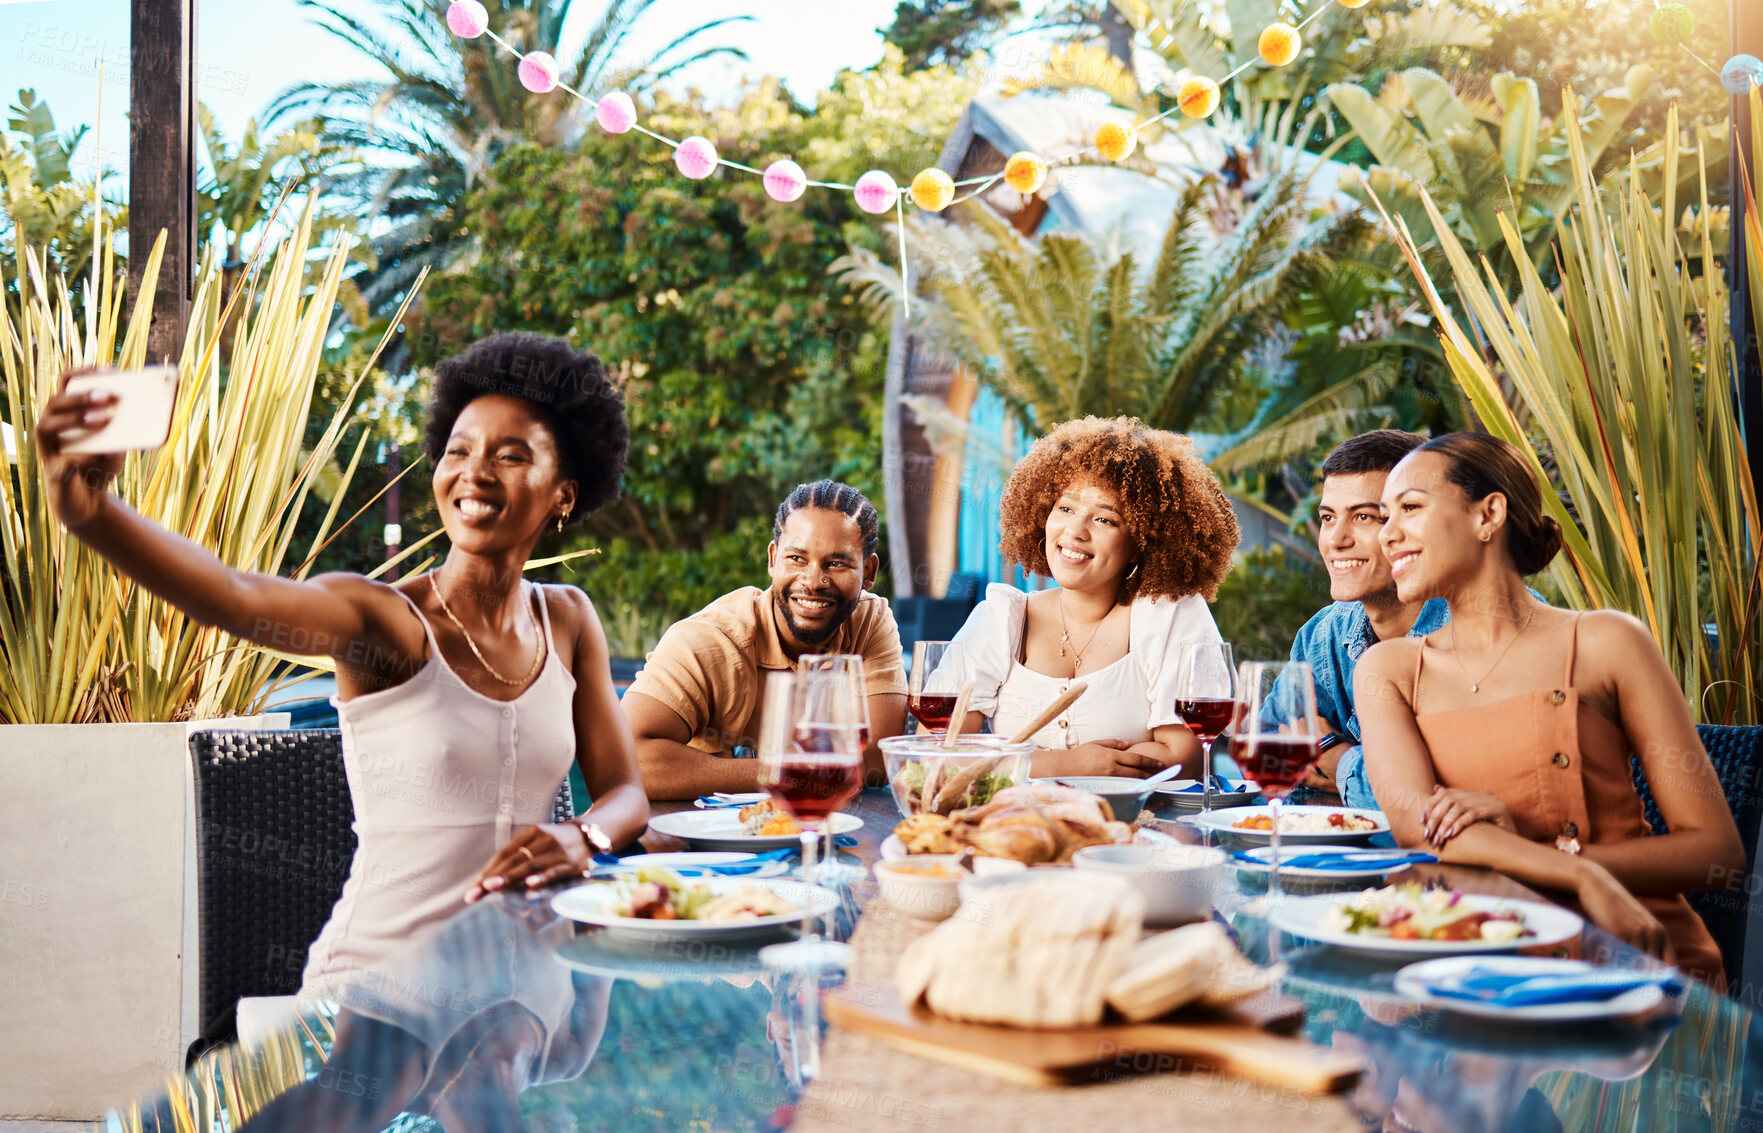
36, 332, 649, 997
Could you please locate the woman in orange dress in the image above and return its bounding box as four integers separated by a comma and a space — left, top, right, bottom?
1354, 433, 1742, 984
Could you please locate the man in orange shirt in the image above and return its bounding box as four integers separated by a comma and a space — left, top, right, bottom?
623, 480, 908, 799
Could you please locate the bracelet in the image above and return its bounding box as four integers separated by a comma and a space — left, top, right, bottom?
578, 820, 612, 854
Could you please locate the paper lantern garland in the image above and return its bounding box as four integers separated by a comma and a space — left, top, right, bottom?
763, 159, 808, 202
1724, 55, 1763, 95
1095, 121, 1137, 161
910, 168, 955, 212
446, 0, 489, 39
675, 136, 719, 180
1004, 151, 1047, 194
1177, 77, 1221, 119
1259, 23, 1301, 67
1335, 0, 1370, 8
517, 51, 559, 94
1649, 5, 1694, 47
854, 170, 899, 214
596, 91, 636, 134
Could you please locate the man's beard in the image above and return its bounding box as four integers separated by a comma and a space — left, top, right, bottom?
773, 585, 860, 647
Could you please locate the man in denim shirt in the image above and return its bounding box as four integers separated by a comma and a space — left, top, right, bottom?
1278, 431, 1448, 812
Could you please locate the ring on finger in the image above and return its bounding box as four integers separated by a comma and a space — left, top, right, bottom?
517, 846, 535, 863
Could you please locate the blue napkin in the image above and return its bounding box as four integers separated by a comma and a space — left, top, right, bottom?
1171, 777, 1239, 794
694, 792, 768, 809
1421, 966, 1684, 1007
1249, 851, 1437, 871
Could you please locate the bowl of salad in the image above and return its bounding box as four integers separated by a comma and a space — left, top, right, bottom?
882, 734, 1034, 819
551, 865, 839, 940
1270, 882, 1585, 956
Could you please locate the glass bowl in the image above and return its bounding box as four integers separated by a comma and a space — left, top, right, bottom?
881, 734, 1035, 818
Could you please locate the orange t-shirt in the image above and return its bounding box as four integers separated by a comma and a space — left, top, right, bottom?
627, 586, 906, 754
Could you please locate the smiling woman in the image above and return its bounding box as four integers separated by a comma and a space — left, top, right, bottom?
936, 416, 1240, 780
34, 331, 651, 1009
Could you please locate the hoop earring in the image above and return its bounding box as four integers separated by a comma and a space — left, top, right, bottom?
1126, 562, 1141, 579
1479, 531, 1490, 543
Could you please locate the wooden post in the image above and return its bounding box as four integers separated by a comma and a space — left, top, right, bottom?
129, 0, 196, 364
1735, 0, 1763, 488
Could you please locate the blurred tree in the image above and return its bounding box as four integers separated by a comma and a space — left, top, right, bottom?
0, 89, 123, 296
883, 0, 1022, 68
268, 0, 750, 314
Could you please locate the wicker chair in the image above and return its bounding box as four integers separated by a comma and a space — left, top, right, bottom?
187, 728, 575, 1061
1627, 724, 1763, 990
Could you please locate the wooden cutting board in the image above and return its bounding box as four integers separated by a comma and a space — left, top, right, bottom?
825, 983, 1364, 1093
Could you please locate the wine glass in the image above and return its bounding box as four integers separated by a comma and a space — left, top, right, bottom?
1173, 642, 1236, 816
756, 670, 863, 970
1231, 661, 1321, 911
797, 654, 868, 883
907, 640, 958, 733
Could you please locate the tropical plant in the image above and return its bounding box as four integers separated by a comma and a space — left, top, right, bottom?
883, 0, 1023, 68
196, 106, 359, 270
0, 89, 124, 297
1376, 91, 1762, 724
1326, 64, 1655, 289
267, 0, 750, 313
0, 209, 422, 724
838, 160, 1361, 436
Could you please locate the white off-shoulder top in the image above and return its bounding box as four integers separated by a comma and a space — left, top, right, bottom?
932, 584, 1222, 749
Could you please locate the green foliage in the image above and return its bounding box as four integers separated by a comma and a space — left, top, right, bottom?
412, 73, 976, 636
883, 0, 1023, 69
0, 89, 123, 295
269, 0, 751, 314
197, 106, 358, 265
1212, 545, 1329, 663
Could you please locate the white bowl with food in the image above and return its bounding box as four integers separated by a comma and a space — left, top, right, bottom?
1071, 844, 1229, 926
1187, 805, 1389, 845
1034, 775, 1155, 822
882, 734, 1036, 818
873, 855, 970, 921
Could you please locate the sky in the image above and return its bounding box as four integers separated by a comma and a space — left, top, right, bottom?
0, 0, 908, 184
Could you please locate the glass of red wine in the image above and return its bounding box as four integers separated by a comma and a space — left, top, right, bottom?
1231, 661, 1321, 908
797, 654, 869, 883
908, 640, 958, 733
757, 669, 863, 970
1174, 642, 1236, 816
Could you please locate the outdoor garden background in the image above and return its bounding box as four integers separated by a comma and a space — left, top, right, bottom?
2, 0, 1759, 729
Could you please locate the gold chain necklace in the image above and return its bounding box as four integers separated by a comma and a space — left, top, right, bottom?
1449, 611, 1534, 694
428, 571, 544, 687
1056, 591, 1111, 674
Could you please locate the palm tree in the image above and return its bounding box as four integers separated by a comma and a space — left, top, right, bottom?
267, 0, 750, 312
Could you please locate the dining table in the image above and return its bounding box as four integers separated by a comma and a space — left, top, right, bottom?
104, 787, 1763, 1133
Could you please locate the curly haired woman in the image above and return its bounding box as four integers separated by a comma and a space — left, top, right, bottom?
937, 416, 1240, 778
36, 332, 650, 1000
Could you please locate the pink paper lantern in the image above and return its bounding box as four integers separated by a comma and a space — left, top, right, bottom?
675, 136, 719, 180
596, 91, 636, 134
853, 170, 898, 215
517, 51, 559, 94
445, 0, 489, 38
763, 159, 808, 203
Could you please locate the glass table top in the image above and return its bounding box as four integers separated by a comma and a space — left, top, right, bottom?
103, 789, 1763, 1132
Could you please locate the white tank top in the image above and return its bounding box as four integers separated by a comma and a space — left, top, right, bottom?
301, 584, 577, 992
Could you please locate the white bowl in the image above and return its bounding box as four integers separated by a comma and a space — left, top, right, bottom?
1037, 775, 1154, 821
1071, 844, 1228, 926
873, 855, 970, 921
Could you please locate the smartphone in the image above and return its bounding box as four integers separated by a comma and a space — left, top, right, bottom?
61, 365, 180, 454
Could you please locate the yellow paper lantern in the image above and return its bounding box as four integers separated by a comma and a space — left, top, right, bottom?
910, 168, 955, 212
1095, 121, 1138, 162
1336, 0, 1370, 8
1004, 151, 1047, 195
1259, 23, 1301, 67
1177, 77, 1221, 119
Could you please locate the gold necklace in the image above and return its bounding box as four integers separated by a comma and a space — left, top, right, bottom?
1449, 611, 1534, 694
1056, 591, 1111, 673
428, 571, 544, 687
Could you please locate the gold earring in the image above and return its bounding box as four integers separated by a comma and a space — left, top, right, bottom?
556, 513, 565, 534
1479, 531, 1491, 542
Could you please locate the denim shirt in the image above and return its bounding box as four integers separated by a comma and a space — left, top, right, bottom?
1274, 598, 1451, 812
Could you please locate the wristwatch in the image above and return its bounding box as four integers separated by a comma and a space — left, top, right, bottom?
1317, 733, 1346, 755
578, 821, 613, 855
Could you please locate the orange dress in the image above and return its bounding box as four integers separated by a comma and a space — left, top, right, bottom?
1412, 615, 1724, 985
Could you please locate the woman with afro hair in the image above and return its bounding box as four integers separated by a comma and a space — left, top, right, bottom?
937, 416, 1240, 778
37, 332, 649, 997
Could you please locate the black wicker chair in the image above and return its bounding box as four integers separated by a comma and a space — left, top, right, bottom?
1628, 724, 1763, 990
187, 729, 575, 1062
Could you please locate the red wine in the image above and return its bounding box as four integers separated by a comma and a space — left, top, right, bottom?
770, 757, 862, 819
1174, 697, 1235, 740
858, 725, 871, 748
909, 694, 958, 731
1230, 735, 1321, 795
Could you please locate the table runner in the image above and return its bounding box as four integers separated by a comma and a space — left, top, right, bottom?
794, 894, 1365, 1132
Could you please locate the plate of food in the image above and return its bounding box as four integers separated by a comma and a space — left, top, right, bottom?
551, 865, 840, 940
1186, 805, 1387, 844
1149, 778, 1263, 810
1391, 956, 1685, 1023
1231, 843, 1434, 883
1269, 882, 1584, 957
877, 782, 1139, 864
645, 800, 864, 851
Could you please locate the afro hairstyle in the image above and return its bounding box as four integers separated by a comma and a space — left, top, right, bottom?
422, 332, 628, 525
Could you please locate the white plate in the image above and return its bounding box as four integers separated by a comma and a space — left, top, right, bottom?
879, 826, 1179, 862
1270, 892, 1584, 957
646, 809, 864, 851
1233, 843, 1422, 882
551, 875, 840, 940
1393, 956, 1683, 1022
590, 851, 788, 878
1150, 779, 1262, 808
553, 931, 771, 982
1187, 805, 1389, 844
